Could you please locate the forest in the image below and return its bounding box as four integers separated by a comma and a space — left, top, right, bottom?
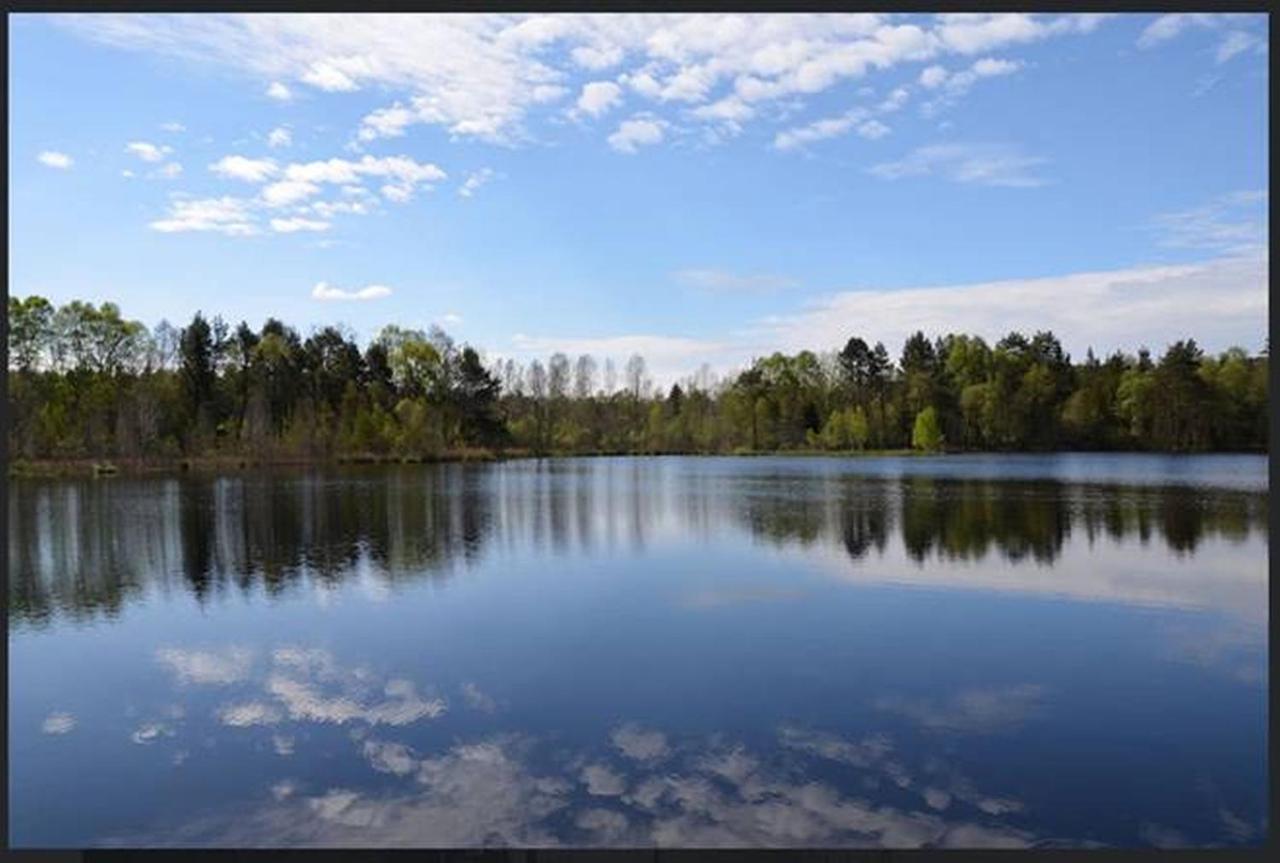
5, 295, 1269, 465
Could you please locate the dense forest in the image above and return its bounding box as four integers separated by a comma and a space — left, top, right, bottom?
5, 295, 1269, 464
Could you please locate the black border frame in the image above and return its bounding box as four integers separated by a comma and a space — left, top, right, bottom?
0, 3, 1273, 861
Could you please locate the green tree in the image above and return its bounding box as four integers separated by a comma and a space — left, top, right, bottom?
912, 406, 945, 452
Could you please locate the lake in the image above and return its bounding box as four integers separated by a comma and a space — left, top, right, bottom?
6, 454, 1268, 848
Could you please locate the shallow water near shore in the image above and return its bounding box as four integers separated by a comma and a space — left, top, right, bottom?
7, 453, 1268, 847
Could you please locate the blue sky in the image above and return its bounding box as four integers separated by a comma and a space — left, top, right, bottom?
9, 13, 1268, 384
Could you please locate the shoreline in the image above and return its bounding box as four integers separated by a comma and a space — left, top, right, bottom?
6, 447, 1264, 478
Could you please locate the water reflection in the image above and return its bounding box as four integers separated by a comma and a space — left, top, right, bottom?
8, 459, 1268, 628
87, 640, 1258, 849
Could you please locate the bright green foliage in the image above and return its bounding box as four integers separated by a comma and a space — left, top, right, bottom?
911, 407, 945, 452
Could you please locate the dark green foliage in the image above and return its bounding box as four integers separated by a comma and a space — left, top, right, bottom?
6, 295, 1269, 461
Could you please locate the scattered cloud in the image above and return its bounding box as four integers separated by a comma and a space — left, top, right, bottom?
211, 155, 280, 182
1215, 30, 1260, 63
267, 126, 293, 148
868, 142, 1048, 187
1137, 14, 1266, 64
217, 701, 284, 727
580, 763, 627, 796
607, 115, 665, 153
150, 195, 258, 236
611, 724, 670, 763
62, 14, 1114, 151
363, 740, 419, 776
918, 56, 1022, 116
271, 216, 330, 233
156, 646, 255, 684
130, 720, 177, 744
153, 161, 183, 180
311, 281, 393, 301
576, 80, 623, 117
126, 140, 173, 162
1152, 189, 1267, 256
458, 168, 495, 198
775, 107, 892, 151
161, 120, 186, 132
460, 681, 495, 712
41, 712, 77, 734
37, 150, 73, 169
261, 179, 320, 207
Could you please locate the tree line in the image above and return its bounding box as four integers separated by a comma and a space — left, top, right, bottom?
6, 295, 1268, 462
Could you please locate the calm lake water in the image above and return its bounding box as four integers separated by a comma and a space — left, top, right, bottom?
7, 454, 1268, 848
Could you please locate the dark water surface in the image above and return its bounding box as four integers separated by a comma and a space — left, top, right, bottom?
7, 454, 1268, 848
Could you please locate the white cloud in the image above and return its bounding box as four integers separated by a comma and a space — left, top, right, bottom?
440, 312, 463, 325
458, 168, 495, 198
358, 104, 415, 141
918, 65, 949, 88
1137, 14, 1214, 49
150, 196, 258, 236
868, 142, 1048, 187
37, 150, 73, 169
311, 281, 393, 301
126, 140, 173, 162
301, 60, 360, 92
760, 252, 1268, 362
611, 723, 670, 762
266, 80, 293, 100
262, 179, 320, 207
1216, 30, 1261, 64
218, 701, 284, 727
580, 763, 627, 796
1137, 13, 1265, 65
363, 740, 418, 776
130, 721, 176, 744
380, 184, 413, 202
283, 155, 446, 190
576, 80, 623, 117
267, 126, 293, 148
775, 108, 871, 150
942, 56, 1020, 95
573, 42, 624, 70
62, 13, 1111, 149
607, 115, 664, 153
211, 155, 280, 182
161, 120, 186, 132
271, 216, 331, 233
156, 646, 255, 683
153, 161, 183, 179
1153, 189, 1267, 256
918, 56, 1021, 116
267, 673, 444, 725
460, 681, 495, 712
41, 712, 77, 734
858, 119, 891, 139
